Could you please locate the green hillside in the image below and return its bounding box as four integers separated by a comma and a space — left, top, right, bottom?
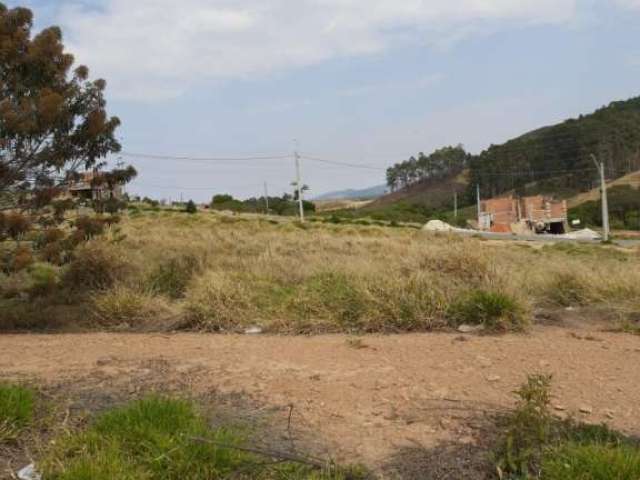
468, 96, 640, 200
322, 96, 640, 225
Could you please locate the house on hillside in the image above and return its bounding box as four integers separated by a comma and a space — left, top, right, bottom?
479, 195, 568, 234
67, 171, 124, 201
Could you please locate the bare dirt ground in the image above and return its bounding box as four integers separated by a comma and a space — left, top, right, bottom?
1, 326, 640, 478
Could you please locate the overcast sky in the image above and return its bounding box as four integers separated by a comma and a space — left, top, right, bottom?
14, 0, 640, 201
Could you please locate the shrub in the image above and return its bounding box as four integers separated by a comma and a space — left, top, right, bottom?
185, 200, 197, 214
35, 228, 66, 248
4, 212, 31, 240
0, 383, 35, 443
29, 262, 60, 296
40, 241, 68, 265
63, 242, 128, 291
10, 245, 34, 272
74, 215, 105, 239
148, 254, 200, 299
447, 289, 528, 332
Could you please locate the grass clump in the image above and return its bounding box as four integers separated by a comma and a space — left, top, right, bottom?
184, 272, 252, 331
495, 374, 640, 479
293, 272, 367, 331
42, 396, 364, 480
447, 289, 528, 332
147, 254, 200, 299
0, 383, 35, 443
542, 443, 640, 480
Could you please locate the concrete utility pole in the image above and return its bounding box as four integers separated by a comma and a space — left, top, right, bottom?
591, 154, 610, 242
294, 150, 304, 223
453, 190, 458, 219
263, 181, 269, 213
476, 184, 481, 228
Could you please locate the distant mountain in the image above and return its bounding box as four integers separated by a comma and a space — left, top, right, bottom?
314, 184, 388, 201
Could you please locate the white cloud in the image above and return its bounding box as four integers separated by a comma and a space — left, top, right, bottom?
54, 0, 578, 101
614, 0, 640, 9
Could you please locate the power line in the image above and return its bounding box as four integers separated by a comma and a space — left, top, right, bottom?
120, 152, 292, 162
300, 154, 387, 171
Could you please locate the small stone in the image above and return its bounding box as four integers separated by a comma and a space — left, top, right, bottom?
579, 406, 593, 414
458, 324, 483, 334
605, 409, 615, 419
487, 375, 501, 382
244, 326, 263, 334
553, 404, 566, 411
476, 356, 492, 368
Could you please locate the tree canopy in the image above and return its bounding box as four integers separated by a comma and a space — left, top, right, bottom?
0, 2, 131, 211
386, 145, 469, 192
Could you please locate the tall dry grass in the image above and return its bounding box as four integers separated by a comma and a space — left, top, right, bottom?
3, 210, 640, 333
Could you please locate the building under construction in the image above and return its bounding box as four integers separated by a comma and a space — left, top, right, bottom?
479, 195, 569, 235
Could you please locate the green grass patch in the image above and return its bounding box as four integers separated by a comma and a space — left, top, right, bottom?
495, 374, 640, 479
542, 443, 640, 480
42, 396, 364, 480
0, 383, 35, 443
447, 289, 528, 332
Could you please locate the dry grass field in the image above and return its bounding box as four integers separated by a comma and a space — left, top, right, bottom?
2, 209, 639, 335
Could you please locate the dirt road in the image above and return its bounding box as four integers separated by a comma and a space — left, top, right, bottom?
1, 327, 639, 474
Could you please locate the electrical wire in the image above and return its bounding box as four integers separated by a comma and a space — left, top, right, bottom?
120, 152, 292, 162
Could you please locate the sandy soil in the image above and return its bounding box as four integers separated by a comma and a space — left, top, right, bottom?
1, 326, 639, 476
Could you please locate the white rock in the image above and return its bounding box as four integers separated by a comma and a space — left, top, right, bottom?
17, 464, 41, 480
244, 326, 263, 334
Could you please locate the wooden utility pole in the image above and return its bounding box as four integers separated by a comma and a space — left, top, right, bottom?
591, 154, 610, 242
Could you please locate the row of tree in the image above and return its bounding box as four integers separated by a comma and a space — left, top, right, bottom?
385, 145, 470, 192
210, 193, 315, 216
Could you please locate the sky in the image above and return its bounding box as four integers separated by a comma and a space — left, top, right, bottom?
12, 0, 640, 201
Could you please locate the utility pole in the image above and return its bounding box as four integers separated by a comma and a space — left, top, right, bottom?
476, 184, 481, 229
591, 154, 610, 242
263, 181, 269, 213
294, 149, 304, 223
453, 190, 458, 219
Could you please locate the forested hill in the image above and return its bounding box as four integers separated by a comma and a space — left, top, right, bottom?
468, 96, 640, 199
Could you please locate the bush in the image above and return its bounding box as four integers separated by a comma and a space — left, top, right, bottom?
185, 200, 197, 214
0, 383, 35, 443
148, 254, 200, 299
29, 262, 60, 296
10, 245, 34, 272
63, 242, 128, 291
447, 289, 528, 332
74, 216, 105, 239
4, 212, 31, 240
